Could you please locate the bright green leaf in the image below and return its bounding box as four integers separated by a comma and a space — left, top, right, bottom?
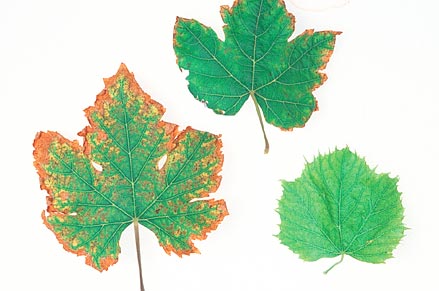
33, 64, 228, 288
174, 0, 340, 153
277, 147, 405, 273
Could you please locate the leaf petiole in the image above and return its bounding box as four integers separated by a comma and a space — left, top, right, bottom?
134, 218, 145, 291
323, 253, 345, 275
250, 92, 269, 154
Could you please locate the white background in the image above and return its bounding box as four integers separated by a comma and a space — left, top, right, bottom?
1, 0, 438, 290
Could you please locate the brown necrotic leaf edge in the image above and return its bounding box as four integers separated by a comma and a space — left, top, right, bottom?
34, 64, 228, 271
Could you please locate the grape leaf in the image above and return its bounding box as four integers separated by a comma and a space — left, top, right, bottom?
173, 0, 340, 153
277, 148, 405, 273
33, 64, 228, 288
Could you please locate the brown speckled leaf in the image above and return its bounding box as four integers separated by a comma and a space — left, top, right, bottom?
34, 64, 228, 272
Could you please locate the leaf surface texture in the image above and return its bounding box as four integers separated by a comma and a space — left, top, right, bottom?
34, 64, 228, 271
174, 0, 340, 151
277, 148, 405, 270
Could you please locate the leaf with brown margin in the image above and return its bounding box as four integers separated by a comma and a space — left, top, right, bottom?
33, 64, 228, 290
174, 0, 340, 153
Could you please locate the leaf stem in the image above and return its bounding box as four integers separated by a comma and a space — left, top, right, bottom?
134, 219, 145, 291
250, 92, 269, 154
323, 253, 345, 275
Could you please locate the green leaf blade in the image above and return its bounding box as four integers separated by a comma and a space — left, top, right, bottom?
279, 179, 341, 262
34, 64, 228, 272
137, 128, 227, 256
278, 148, 405, 270
345, 174, 405, 263
174, 17, 249, 115
256, 30, 339, 129
174, 0, 340, 151
35, 131, 131, 270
